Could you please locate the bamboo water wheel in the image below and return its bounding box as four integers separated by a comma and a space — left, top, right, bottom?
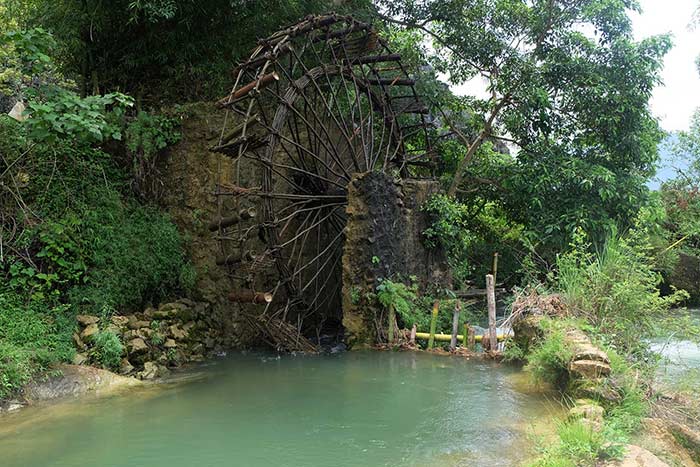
210, 14, 434, 350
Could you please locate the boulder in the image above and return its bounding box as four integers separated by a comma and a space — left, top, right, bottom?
76, 315, 99, 326
110, 315, 129, 328
169, 325, 187, 340
573, 344, 610, 364
164, 339, 177, 348
72, 353, 88, 365
159, 302, 188, 312
72, 332, 86, 351
152, 309, 176, 320
569, 359, 611, 378
143, 307, 157, 319
127, 338, 148, 354
137, 361, 169, 380
119, 358, 134, 375
80, 323, 99, 342
127, 319, 151, 330
602, 445, 669, 467
138, 361, 159, 380
23, 365, 141, 401
137, 328, 154, 340
569, 400, 604, 430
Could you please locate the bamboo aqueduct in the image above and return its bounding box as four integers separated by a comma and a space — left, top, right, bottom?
207, 14, 441, 350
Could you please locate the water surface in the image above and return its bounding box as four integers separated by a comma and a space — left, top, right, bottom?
0, 351, 560, 467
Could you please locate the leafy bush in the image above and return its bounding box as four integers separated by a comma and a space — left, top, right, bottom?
376, 279, 418, 326
25, 86, 133, 144
125, 110, 181, 199
68, 192, 193, 316
92, 331, 124, 370
422, 194, 475, 284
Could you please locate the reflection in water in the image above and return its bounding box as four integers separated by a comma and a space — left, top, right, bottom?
0, 352, 562, 467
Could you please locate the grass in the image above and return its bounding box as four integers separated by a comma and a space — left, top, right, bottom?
0, 292, 75, 399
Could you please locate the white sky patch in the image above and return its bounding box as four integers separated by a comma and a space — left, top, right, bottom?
632, 0, 700, 132
444, 1, 700, 132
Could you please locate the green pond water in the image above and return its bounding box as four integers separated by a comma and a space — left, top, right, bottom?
0, 351, 561, 467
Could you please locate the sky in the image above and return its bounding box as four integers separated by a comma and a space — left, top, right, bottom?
631, 0, 700, 133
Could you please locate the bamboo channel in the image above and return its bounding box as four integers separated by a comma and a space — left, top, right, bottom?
414, 332, 507, 343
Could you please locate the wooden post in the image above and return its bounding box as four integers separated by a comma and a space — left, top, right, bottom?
428, 300, 439, 349
388, 304, 395, 344
410, 324, 417, 346
462, 323, 468, 347
492, 252, 499, 285
468, 326, 476, 350
486, 274, 497, 351
450, 300, 461, 351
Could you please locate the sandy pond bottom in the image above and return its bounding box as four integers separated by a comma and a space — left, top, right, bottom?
0, 351, 562, 467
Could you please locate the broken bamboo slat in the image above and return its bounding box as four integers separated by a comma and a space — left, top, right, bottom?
228, 290, 273, 304
216, 72, 280, 108
208, 208, 256, 231
486, 274, 497, 351
450, 300, 461, 351
215, 250, 255, 266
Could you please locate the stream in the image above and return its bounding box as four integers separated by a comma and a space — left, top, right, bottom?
0, 351, 561, 467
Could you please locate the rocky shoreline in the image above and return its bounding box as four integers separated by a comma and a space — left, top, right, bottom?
73, 298, 229, 380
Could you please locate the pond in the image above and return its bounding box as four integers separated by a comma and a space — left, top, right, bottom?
0, 351, 561, 467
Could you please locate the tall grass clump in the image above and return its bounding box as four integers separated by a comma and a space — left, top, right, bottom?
556, 227, 687, 355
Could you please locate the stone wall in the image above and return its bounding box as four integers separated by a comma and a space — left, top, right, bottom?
341, 172, 450, 347
74, 299, 229, 379
155, 103, 267, 348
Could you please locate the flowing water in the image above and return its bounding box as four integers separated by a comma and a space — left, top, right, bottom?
0, 351, 561, 467
651, 308, 700, 381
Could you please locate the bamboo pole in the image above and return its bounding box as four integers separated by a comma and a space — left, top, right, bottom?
414, 332, 505, 343
208, 207, 256, 231
388, 304, 395, 344
468, 326, 476, 350
450, 300, 461, 351
462, 324, 468, 347
428, 300, 439, 349
486, 274, 497, 351
228, 290, 273, 304
492, 252, 499, 285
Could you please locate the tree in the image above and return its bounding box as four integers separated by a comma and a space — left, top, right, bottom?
379, 0, 670, 253
5, 0, 373, 101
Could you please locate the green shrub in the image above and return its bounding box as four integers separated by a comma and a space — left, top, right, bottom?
92, 331, 124, 370
376, 279, 418, 326
0, 292, 75, 399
